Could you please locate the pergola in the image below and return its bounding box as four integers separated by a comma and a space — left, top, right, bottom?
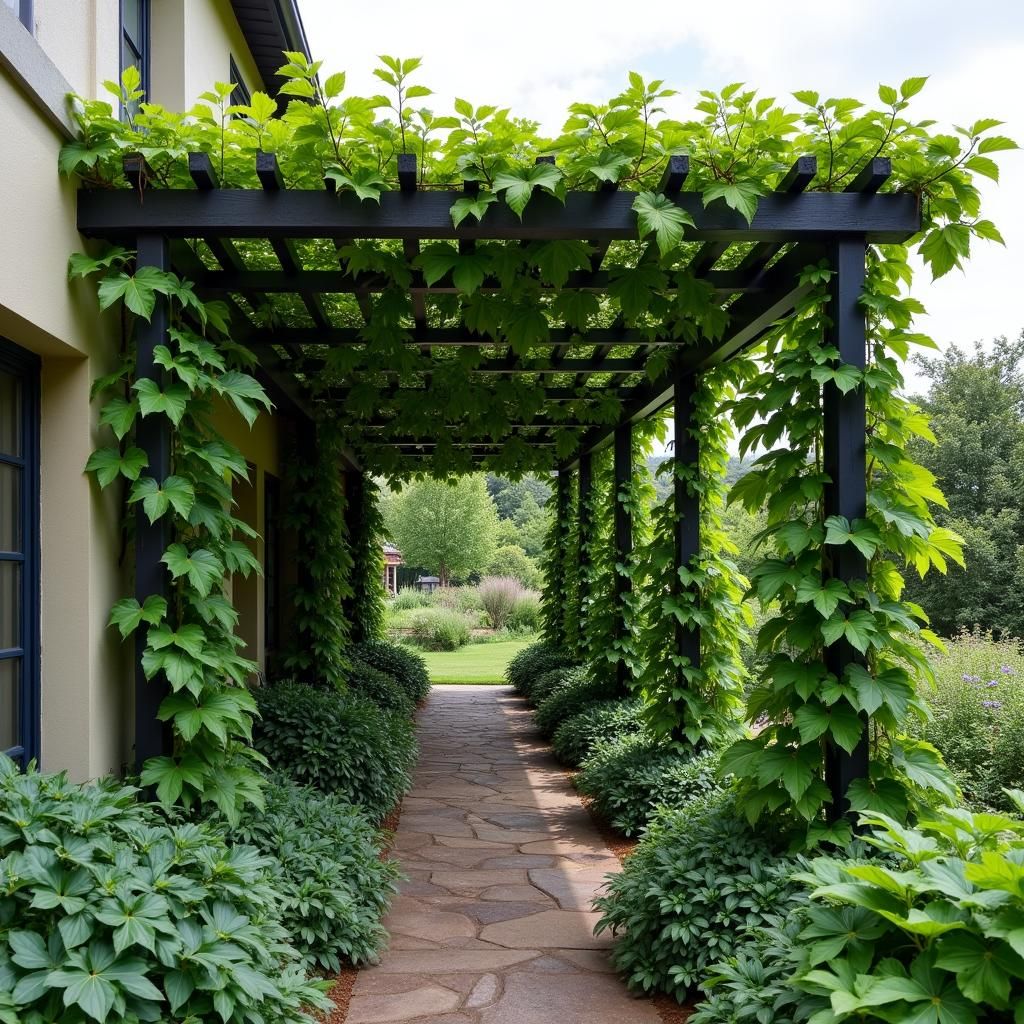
77, 150, 921, 809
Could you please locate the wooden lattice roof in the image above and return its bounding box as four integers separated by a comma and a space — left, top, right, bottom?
77, 152, 920, 472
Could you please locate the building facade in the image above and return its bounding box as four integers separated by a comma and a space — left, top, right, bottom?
0, 0, 310, 780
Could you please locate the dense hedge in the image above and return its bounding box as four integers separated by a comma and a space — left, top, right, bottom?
229, 775, 400, 972
594, 791, 803, 1001
254, 683, 416, 820
505, 640, 575, 697
577, 736, 722, 836
534, 668, 615, 736
551, 698, 646, 766
352, 639, 431, 704
347, 657, 416, 716
0, 756, 328, 1023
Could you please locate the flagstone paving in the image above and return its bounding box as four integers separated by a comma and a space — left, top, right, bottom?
347, 684, 659, 1024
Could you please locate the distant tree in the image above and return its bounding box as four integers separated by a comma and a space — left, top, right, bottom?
486, 545, 543, 589
384, 476, 498, 587
485, 474, 552, 521
904, 333, 1024, 636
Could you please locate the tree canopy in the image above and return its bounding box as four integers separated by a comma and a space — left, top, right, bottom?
384, 476, 499, 585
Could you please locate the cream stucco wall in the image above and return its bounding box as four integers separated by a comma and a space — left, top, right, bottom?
150, 0, 263, 111
0, 0, 277, 779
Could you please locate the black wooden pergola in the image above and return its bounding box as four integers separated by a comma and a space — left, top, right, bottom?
77, 151, 920, 807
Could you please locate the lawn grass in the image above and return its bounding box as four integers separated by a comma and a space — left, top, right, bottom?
421, 637, 536, 684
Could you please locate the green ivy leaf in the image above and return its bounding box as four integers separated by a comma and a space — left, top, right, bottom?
531, 240, 592, 288
756, 743, 819, 799
85, 446, 148, 488
795, 577, 851, 618
212, 371, 271, 427
450, 192, 497, 228
108, 596, 167, 638
140, 754, 206, 806
160, 544, 223, 597
99, 398, 138, 441
551, 290, 600, 330
133, 379, 190, 425
632, 191, 694, 255
493, 163, 564, 219
324, 166, 388, 202
702, 181, 764, 225
128, 476, 195, 523
891, 738, 958, 801
821, 609, 877, 653
97, 266, 179, 319
824, 515, 882, 559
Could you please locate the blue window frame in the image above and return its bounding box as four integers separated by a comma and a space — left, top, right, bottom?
3, 0, 33, 32
0, 338, 40, 767
120, 0, 150, 106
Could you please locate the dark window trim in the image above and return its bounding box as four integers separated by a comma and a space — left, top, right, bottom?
6, 0, 33, 31
229, 54, 251, 109
119, 0, 150, 101
0, 337, 40, 766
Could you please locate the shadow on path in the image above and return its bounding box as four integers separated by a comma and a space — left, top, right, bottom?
346, 685, 659, 1024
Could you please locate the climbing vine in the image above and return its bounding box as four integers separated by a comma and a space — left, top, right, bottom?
63, 63, 1016, 831
540, 477, 573, 648
280, 421, 353, 688
633, 366, 752, 746
347, 475, 388, 645
74, 248, 271, 821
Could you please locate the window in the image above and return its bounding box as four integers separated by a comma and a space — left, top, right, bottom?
0, 339, 39, 766
229, 56, 251, 109
264, 473, 280, 652
120, 0, 149, 105
3, 0, 32, 31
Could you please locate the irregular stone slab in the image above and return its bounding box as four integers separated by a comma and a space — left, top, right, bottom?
430, 869, 528, 890
480, 971, 660, 1024
370, 949, 541, 973
479, 910, 611, 950
466, 973, 501, 1008
385, 907, 476, 942
479, 884, 552, 902
346, 984, 461, 1023
528, 867, 615, 910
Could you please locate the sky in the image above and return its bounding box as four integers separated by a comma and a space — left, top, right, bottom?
297, 0, 1024, 396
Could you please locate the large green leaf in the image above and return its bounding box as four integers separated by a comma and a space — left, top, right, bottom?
632, 191, 694, 255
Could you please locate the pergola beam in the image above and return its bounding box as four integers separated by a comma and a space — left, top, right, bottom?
78, 188, 921, 244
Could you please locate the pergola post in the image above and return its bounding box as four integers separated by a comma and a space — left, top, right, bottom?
823, 236, 870, 818
133, 234, 173, 767
613, 423, 633, 691
577, 451, 592, 647
342, 469, 363, 642
673, 373, 701, 683
552, 470, 572, 647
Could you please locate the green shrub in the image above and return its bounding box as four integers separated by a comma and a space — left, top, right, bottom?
908, 627, 1024, 810
551, 698, 646, 766
505, 640, 574, 696
254, 683, 415, 821
352, 639, 431, 703
0, 755, 329, 1024
529, 664, 579, 706
792, 796, 1024, 1021
577, 735, 722, 836
436, 585, 485, 615
228, 776, 400, 972
690, 914, 813, 1024
389, 587, 433, 611
478, 576, 524, 630
594, 791, 804, 1002
347, 658, 415, 716
534, 668, 614, 736
407, 607, 473, 651
507, 592, 542, 633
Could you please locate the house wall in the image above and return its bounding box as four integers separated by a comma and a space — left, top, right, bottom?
0, 1, 281, 780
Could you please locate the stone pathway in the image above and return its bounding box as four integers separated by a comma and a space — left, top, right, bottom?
347, 685, 659, 1024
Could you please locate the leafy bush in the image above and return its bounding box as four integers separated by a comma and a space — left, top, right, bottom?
254, 683, 415, 821
534, 668, 615, 736
407, 607, 473, 650
347, 657, 415, 716
435, 585, 485, 615
690, 913, 813, 1024
352, 639, 431, 704
577, 736, 722, 836
487, 544, 543, 589
552, 698, 646, 766
529, 665, 580, 706
594, 791, 804, 1002
389, 586, 434, 611
505, 640, 574, 696
228, 776, 400, 972
908, 627, 1024, 810
507, 591, 542, 633
792, 796, 1024, 1022
478, 575, 524, 630
0, 755, 329, 1024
